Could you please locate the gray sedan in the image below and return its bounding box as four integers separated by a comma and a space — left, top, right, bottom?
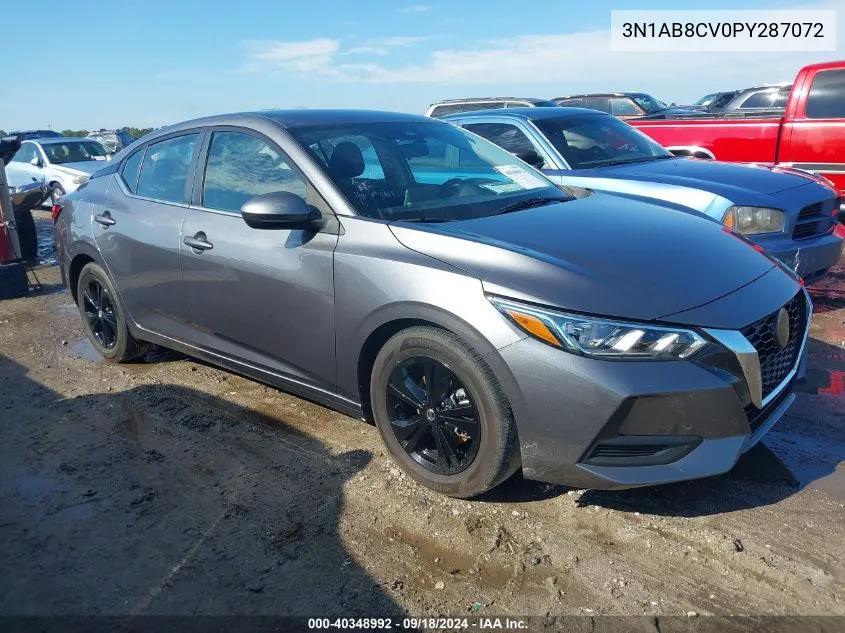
54, 110, 810, 497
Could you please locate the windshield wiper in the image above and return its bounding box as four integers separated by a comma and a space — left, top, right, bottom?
598, 155, 674, 168
401, 217, 453, 223
488, 197, 564, 217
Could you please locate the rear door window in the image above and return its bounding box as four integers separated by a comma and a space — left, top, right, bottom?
806, 69, 845, 118
136, 134, 199, 204
202, 131, 307, 213
584, 97, 611, 112
11, 143, 37, 163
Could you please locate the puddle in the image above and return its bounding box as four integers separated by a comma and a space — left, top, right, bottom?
69, 338, 103, 362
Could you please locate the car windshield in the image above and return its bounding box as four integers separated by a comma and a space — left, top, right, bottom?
630, 94, 668, 113
692, 93, 718, 106
533, 114, 674, 169
532, 100, 561, 108
288, 121, 570, 222
42, 140, 107, 164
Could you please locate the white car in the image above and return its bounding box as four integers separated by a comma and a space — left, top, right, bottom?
6, 137, 109, 204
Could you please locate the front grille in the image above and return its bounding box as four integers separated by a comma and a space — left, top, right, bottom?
793, 220, 823, 240
745, 378, 794, 433
740, 292, 807, 400
792, 199, 835, 239
798, 202, 823, 219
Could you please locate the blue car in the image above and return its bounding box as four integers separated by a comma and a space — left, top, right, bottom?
443, 108, 844, 282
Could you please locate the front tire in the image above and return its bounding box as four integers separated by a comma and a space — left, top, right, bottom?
370, 326, 520, 498
76, 262, 147, 362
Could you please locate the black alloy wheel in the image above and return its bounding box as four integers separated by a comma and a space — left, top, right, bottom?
82, 278, 118, 349
386, 356, 481, 475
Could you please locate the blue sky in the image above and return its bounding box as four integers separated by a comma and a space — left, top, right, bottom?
1, 0, 842, 130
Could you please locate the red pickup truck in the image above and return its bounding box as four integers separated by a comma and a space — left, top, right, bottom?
631, 61, 845, 211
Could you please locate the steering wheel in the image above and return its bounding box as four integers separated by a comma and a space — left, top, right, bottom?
586, 146, 609, 160
438, 177, 466, 198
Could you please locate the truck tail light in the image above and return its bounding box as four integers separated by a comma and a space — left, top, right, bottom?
51, 204, 63, 223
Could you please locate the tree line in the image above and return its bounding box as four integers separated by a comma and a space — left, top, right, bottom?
1, 127, 155, 139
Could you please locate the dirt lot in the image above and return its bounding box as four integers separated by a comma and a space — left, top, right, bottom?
1, 212, 844, 623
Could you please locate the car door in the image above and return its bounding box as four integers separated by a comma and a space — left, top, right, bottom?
6, 142, 45, 188
180, 128, 338, 392
780, 68, 845, 196
93, 132, 200, 341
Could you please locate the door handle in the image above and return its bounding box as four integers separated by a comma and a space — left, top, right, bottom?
94, 211, 116, 227
184, 232, 213, 252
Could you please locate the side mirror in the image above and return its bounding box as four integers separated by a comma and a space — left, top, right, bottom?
240, 191, 322, 231
29, 156, 42, 168
515, 150, 544, 169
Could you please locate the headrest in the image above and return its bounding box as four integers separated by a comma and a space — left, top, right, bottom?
328, 142, 365, 179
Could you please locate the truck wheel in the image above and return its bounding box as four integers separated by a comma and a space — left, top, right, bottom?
370, 326, 520, 498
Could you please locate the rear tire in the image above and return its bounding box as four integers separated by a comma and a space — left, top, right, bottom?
370, 326, 520, 498
76, 262, 147, 362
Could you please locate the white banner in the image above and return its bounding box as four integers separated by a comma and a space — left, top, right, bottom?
611, 10, 837, 52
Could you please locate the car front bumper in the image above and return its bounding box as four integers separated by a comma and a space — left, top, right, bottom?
492, 291, 810, 490
755, 231, 843, 282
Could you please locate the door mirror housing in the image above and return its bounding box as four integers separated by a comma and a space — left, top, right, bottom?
29, 156, 42, 168
515, 150, 544, 169
240, 191, 322, 231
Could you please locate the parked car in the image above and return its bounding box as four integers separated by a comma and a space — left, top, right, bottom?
443, 107, 843, 282
682, 90, 740, 113
716, 84, 792, 115
8, 130, 63, 140
55, 109, 809, 497
629, 61, 845, 210
552, 93, 697, 119
5, 137, 110, 204
425, 97, 559, 118
88, 129, 135, 154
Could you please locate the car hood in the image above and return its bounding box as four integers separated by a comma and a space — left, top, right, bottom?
580, 157, 820, 197
389, 194, 785, 326
51, 161, 106, 176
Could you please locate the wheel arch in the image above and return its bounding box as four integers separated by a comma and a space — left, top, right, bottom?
352, 303, 519, 424
66, 243, 105, 303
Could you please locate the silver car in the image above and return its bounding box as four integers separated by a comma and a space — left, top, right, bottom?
54, 110, 810, 498
6, 137, 109, 204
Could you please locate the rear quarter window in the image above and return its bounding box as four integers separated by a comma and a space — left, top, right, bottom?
806, 69, 845, 119
120, 149, 144, 193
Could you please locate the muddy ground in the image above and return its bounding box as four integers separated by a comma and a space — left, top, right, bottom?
1, 211, 843, 624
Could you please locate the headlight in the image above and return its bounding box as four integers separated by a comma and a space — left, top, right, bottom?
491, 297, 708, 360
722, 206, 784, 235
73, 174, 89, 185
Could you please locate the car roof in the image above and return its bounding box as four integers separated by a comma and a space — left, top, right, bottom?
554, 92, 649, 99
35, 137, 92, 145
430, 97, 551, 106
137, 109, 437, 143
441, 106, 608, 121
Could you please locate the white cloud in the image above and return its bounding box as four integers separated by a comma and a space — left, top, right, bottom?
399, 4, 430, 13
241, 38, 341, 74
238, 0, 845, 103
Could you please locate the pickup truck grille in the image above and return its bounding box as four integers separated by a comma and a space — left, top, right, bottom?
792, 200, 834, 240
740, 292, 807, 400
